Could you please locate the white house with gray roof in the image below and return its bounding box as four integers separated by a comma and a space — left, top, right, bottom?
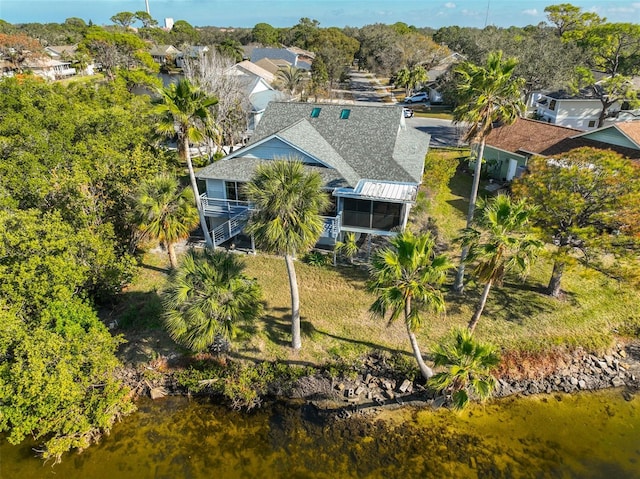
196, 102, 430, 247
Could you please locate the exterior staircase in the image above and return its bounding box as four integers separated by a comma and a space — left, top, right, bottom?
211, 209, 250, 246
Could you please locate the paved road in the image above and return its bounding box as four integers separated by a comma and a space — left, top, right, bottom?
346, 70, 465, 147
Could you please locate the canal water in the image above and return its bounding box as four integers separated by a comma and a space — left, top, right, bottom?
2, 389, 639, 479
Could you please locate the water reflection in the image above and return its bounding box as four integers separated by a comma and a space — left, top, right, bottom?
2, 390, 639, 479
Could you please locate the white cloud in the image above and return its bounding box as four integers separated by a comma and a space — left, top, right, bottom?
444, 2, 456, 8
522, 8, 538, 16
606, 7, 635, 13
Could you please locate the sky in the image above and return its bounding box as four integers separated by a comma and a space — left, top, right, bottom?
1, 0, 639, 29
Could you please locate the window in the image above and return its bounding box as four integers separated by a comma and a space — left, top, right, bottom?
225, 181, 247, 202
371, 201, 401, 230
340, 109, 351, 119
588, 120, 596, 128
342, 198, 371, 228
310, 107, 321, 118
549, 100, 556, 111
342, 198, 402, 231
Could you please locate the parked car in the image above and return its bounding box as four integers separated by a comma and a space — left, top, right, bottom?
403, 108, 414, 118
404, 92, 429, 104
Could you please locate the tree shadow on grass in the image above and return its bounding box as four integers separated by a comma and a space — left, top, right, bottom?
447, 198, 470, 217
314, 328, 413, 359
140, 262, 170, 274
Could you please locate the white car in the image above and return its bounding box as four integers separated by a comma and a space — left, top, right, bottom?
404, 92, 429, 104
403, 108, 414, 118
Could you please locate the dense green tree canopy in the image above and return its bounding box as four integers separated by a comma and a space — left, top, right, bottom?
252, 22, 279, 46
512, 148, 640, 296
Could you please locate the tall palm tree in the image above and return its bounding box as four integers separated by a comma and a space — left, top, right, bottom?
244, 159, 329, 350
367, 231, 453, 380
155, 78, 218, 247
163, 248, 263, 352
460, 194, 543, 333
428, 328, 500, 409
133, 174, 199, 269
277, 65, 305, 96
452, 51, 525, 293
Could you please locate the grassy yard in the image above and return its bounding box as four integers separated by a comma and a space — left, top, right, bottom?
112, 156, 640, 370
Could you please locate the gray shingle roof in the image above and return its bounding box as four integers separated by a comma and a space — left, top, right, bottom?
197, 102, 430, 187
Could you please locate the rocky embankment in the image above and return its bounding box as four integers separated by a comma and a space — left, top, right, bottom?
120, 341, 640, 411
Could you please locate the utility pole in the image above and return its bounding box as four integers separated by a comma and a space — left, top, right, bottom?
145, 0, 150, 15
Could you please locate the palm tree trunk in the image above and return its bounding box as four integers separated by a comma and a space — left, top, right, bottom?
285, 253, 302, 350
454, 139, 486, 293
405, 300, 433, 379
547, 260, 565, 297
183, 136, 214, 248
468, 279, 492, 334
167, 241, 178, 269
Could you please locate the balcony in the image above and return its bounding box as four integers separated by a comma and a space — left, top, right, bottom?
201, 195, 251, 217
201, 194, 341, 239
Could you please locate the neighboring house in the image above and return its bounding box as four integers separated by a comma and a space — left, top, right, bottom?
251, 47, 314, 70
535, 89, 640, 131
176, 46, 210, 68
149, 45, 181, 65
227, 63, 288, 132
535, 91, 604, 130
229, 60, 275, 85
425, 51, 465, 103
195, 102, 430, 248
23, 57, 76, 81
45, 45, 95, 75
483, 117, 640, 181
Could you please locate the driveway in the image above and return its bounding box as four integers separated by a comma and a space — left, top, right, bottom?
405, 116, 466, 148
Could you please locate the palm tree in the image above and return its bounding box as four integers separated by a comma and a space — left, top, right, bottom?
460, 194, 543, 333
395, 65, 428, 96
452, 51, 525, 293
133, 174, 199, 269
335, 232, 360, 265
428, 328, 500, 409
155, 78, 218, 247
367, 231, 453, 380
277, 65, 305, 96
244, 159, 329, 350
163, 248, 263, 352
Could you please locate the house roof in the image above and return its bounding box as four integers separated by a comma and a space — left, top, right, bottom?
486, 117, 640, 160
253, 58, 282, 76
610, 122, 640, 147
149, 45, 180, 57
234, 60, 275, 83
485, 118, 581, 155
197, 102, 430, 188
45, 45, 77, 57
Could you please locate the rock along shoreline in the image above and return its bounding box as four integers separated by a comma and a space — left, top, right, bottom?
118, 340, 640, 415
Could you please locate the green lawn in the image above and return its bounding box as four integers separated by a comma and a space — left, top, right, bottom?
113, 161, 640, 370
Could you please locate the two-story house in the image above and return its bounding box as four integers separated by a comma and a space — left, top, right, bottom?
195, 102, 430, 248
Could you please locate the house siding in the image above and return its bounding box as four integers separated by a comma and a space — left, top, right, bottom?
538, 98, 602, 131
580, 130, 639, 150
483, 146, 527, 181
246, 138, 322, 164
